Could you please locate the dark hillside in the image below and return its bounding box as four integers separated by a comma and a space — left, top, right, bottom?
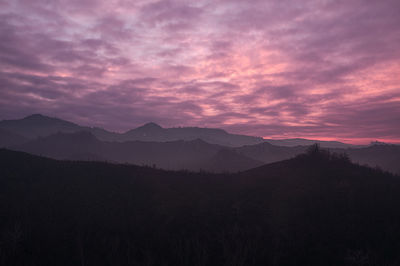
332, 144, 400, 175
1, 148, 400, 266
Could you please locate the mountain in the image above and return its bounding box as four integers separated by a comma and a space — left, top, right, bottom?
13, 131, 105, 161
1, 148, 400, 266
0, 114, 370, 148
121, 123, 265, 146
331, 144, 400, 175
0, 128, 28, 147
264, 137, 358, 148
234, 142, 400, 175
0, 114, 264, 147
3, 114, 399, 174
235, 141, 308, 163
204, 148, 264, 172
10, 129, 400, 174
12, 131, 262, 172
0, 114, 83, 138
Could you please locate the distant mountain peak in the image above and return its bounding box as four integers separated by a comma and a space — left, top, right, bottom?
187, 138, 213, 147
137, 122, 163, 130
2, 114, 263, 147
190, 138, 208, 144
24, 114, 49, 120
21, 114, 76, 126
370, 141, 389, 146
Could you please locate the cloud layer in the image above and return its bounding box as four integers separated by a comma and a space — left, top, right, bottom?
1, 0, 399, 143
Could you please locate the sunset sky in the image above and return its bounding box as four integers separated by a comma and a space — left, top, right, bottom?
0, 0, 399, 144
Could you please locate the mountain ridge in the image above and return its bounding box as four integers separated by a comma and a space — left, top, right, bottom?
7, 130, 400, 174
11, 131, 263, 172
0, 114, 364, 148
0, 114, 264, 147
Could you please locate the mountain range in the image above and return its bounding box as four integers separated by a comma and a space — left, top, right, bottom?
0, 114, 264, 147
9, 131, 263, 172
1, 114, 399, 174
0, 114, 359, 148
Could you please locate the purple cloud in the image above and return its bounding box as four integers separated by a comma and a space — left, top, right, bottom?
0, 0, 399, 144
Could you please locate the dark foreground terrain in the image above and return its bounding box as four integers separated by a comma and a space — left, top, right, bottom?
1, 147, 400, 266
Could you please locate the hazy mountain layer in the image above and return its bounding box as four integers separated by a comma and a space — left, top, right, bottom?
0, 114, 264, 147
11, 131, 263, 172
2, 114, 398, 174
0, 114, 359, 148
7, 130, 400, 174
263, 138, 359, 148
0, 128, 28, 147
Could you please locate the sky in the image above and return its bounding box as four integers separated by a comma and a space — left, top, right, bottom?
0, 0, 399, 144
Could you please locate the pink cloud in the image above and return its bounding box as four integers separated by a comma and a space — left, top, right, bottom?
0, 0, 399, 144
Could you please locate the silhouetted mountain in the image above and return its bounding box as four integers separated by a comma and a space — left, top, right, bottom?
88, 126, 121, 141
0, 128, 27, 147
1, 148, 400, 266
13, 131, 103, 160
235, 141, 308, 163
12, 132, 261, 172
204, 148, 263, 172
370, 140, 390, 145
1, 114, 373, 148
106, 138, 226, 171
120, 122, 168, 141
235, 142, 400, 175
9, 129, 400, 174
264, 137, 358, 148
0, 114, 264, 146
0, 114, 83, 138
137, 122, 164, 131
332, 144, 400, 175
122, 123, 264, 146
3, 114, 399, 174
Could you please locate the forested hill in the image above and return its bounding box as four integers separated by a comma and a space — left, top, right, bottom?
1, 148, 400, 266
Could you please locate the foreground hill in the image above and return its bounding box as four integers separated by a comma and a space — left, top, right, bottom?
0, 114, 264, 147
237, 142, 400, 175
332, 144, 400, 175
235, 141, 308, 164
1, 148, 400, 266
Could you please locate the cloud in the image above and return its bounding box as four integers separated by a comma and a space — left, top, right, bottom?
0, 0, 399, 143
